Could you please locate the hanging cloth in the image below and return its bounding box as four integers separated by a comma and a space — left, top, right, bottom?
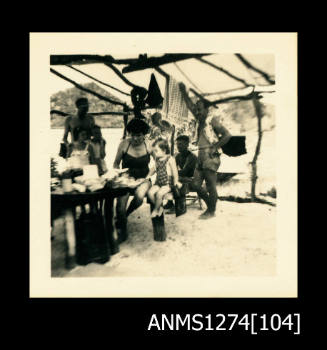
131, 86, 147, 119
145, 73, 163, 108
221, 136, 247, 157
161, 75, 188, 127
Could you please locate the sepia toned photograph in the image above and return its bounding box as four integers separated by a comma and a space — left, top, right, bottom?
30, 33, 297, 297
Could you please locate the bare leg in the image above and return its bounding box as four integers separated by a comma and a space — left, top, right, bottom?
116, 193, 130, 223
115, 193, 129, 242
203, 169, 218, 213
148, 185, 160, 205
191, 168, 210, 211
126, 180, 151, 217
153, 185, 171, 215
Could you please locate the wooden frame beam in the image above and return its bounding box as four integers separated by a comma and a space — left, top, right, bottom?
51, 110, 131, 117
122, 53, 211, 73
66, 65, 131, 97
50, 55, 140, 66
235, 54, 275, 85
104, 63, 139, 89
196, 57, 251, 87
50, 68, 131, 109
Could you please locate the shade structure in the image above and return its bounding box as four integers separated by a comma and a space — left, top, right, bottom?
49, 53, 275, 108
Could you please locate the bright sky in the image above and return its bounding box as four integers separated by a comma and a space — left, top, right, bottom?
49, 53, 275, 105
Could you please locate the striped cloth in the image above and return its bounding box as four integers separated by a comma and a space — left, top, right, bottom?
162, 75, 188, 127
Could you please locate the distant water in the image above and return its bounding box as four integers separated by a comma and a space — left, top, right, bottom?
50, 127, 275, 178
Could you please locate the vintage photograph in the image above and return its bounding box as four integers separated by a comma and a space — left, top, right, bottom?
50, 52, 276, 276
30, 33, 297, 297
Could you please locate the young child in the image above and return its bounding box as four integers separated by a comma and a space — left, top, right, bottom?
146, 138, 182, 218
90, 125, 108, 175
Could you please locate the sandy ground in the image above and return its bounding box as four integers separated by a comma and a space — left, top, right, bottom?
51, 193, 276, 278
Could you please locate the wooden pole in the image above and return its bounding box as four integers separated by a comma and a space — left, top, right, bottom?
104, 63, 138, 88
51, 110, 131, 117
250, 94, 264, 201
235, 54, 275, 85
66, 65, 131, 96
50, 68, 128, 108
196, 57, 251, 87
173, 62, 204, 93
122, 54, 210, 73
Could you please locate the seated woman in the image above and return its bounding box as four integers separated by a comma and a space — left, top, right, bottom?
66, 126, 96, 171
112, 118, 153, 241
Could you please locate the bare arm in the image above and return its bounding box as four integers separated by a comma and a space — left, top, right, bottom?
88, 143, 96, 164
211, 116, 232, 150
63, 116, 71, 143
88, 145, 103, 175
178, 153, 197, 178
145, 139, 155, 157
100, 139, 106, 159
146, 166, 156, 179
168, 157, 180, 186
179, 83, 198, 120
113, 140, 127, 169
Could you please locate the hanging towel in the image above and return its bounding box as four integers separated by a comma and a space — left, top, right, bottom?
221, 136, 247, 157
145, 73, 163, 108
162, 75, 188, 127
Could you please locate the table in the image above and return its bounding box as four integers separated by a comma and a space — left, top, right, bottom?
51, 186, 131, 269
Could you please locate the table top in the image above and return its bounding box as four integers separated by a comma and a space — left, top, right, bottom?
51, 186, 132, 210
51, 183, 133, 197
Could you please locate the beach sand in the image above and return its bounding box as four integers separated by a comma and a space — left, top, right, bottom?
51, 193, 276, 278
51, 127, 276, 278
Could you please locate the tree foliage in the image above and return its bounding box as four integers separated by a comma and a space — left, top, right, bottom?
50, 82, 126, 128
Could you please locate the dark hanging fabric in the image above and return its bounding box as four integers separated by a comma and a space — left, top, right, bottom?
131, 86, 147, 118
145, 73, 163, 108
221, 136, 247, 157
59, 142, 67, 158
131, 86, 147, 109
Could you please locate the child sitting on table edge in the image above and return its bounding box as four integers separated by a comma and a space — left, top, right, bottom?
90, 125, 108, 176
146, 138, 182, 218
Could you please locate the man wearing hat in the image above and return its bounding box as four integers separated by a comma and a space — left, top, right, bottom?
62, 97, 95, 144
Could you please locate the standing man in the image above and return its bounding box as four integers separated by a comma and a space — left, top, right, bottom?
62, 97, 95, 144
179, 83, 231, 219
